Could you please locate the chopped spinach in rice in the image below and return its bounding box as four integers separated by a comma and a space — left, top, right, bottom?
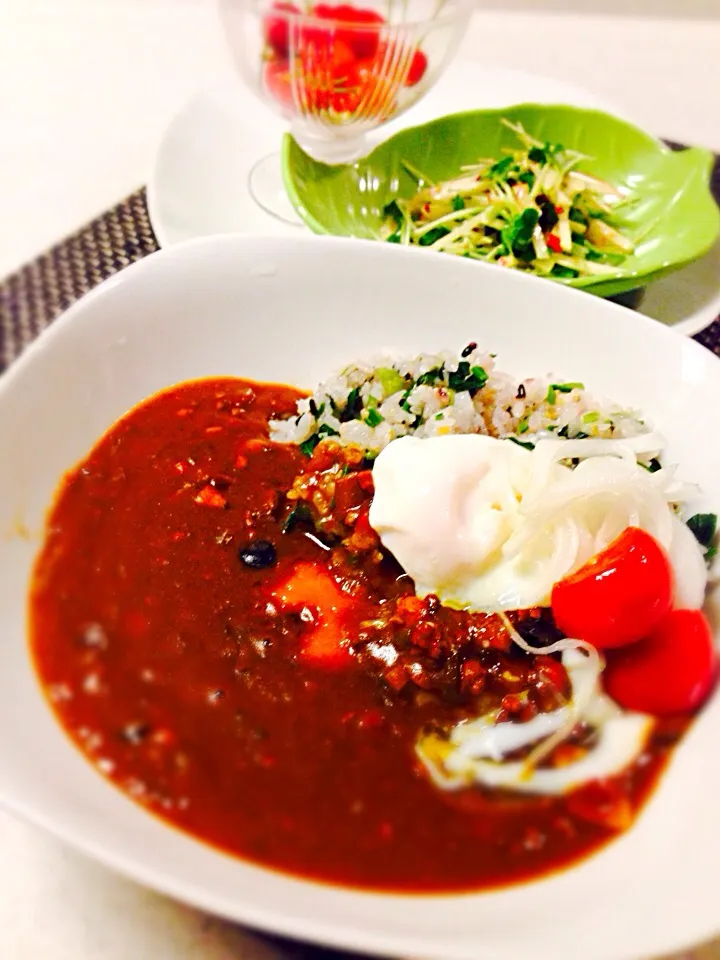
268, 343, 653, 460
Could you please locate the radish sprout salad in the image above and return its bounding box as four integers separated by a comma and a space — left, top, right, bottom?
382, 120, 636, 279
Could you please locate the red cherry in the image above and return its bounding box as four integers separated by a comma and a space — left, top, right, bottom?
603, 609, 717, 716
263, 59, 295, 111
405, 47, 428, 86
551, 527, 673, 650
311, 4, 384, 59
263, 2, 300, 58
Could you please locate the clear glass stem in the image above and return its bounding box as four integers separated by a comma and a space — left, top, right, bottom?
247, 153, 303, 226
290, 122, 371, 165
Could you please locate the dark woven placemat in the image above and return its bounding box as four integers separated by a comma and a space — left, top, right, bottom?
0, 189, 158, 372
0, 157, 719, 372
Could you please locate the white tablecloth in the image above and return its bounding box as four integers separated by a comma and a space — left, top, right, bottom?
1, 1, 720, 956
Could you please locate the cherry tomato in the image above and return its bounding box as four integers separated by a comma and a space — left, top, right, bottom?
263, 59, 294, 111
603, 609, 717, 715
263, 2, 300, 58
551, 527, 673, 650
405, 47, 428, 86
346, 58, 397, 117
312, 2, 335, 14
297, 33, 355, 74
300, 37, 357, 112
267, 14, 389, 119
266, 37, 353, 115
347, 56, 373, 85
330, 87, 361, 114
312, 4, 385, 59
298, 21, 334, 51
322, 36, 357, 71
329, 57, 373, 115
344, 8, 384, 59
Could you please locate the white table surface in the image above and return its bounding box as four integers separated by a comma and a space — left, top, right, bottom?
2, 1, 720, 957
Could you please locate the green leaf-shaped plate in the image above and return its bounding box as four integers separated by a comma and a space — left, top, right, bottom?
281, 105, 720, 299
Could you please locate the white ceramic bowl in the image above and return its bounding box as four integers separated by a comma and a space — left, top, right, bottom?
1, 235, 719, 960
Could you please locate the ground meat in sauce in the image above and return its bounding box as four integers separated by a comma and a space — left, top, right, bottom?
29, 378, 690, 893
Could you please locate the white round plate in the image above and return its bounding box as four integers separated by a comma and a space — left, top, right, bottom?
639, 234, 720, 336
0, 235, 719, 960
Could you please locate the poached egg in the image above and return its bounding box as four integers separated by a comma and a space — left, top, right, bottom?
369, 433, 707, 612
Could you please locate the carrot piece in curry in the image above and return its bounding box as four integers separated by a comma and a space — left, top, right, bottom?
271, 561, 355, 666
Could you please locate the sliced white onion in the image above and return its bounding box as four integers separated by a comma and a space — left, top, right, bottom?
449, 708, 571, 761
443, 714, 652, 796
524, 434, 654, 494
614, 430, 667, 456
499, 618, 604, 770
669, 515, 708, 609
505, 455, 678, 567
416, 642, 653, 797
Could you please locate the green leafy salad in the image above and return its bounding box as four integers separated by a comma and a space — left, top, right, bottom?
382, 120, 636, 279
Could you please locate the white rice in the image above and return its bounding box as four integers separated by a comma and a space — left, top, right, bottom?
268, 344, 651, 457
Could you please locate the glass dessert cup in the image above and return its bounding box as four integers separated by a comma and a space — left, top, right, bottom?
218, 0, 473, 223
